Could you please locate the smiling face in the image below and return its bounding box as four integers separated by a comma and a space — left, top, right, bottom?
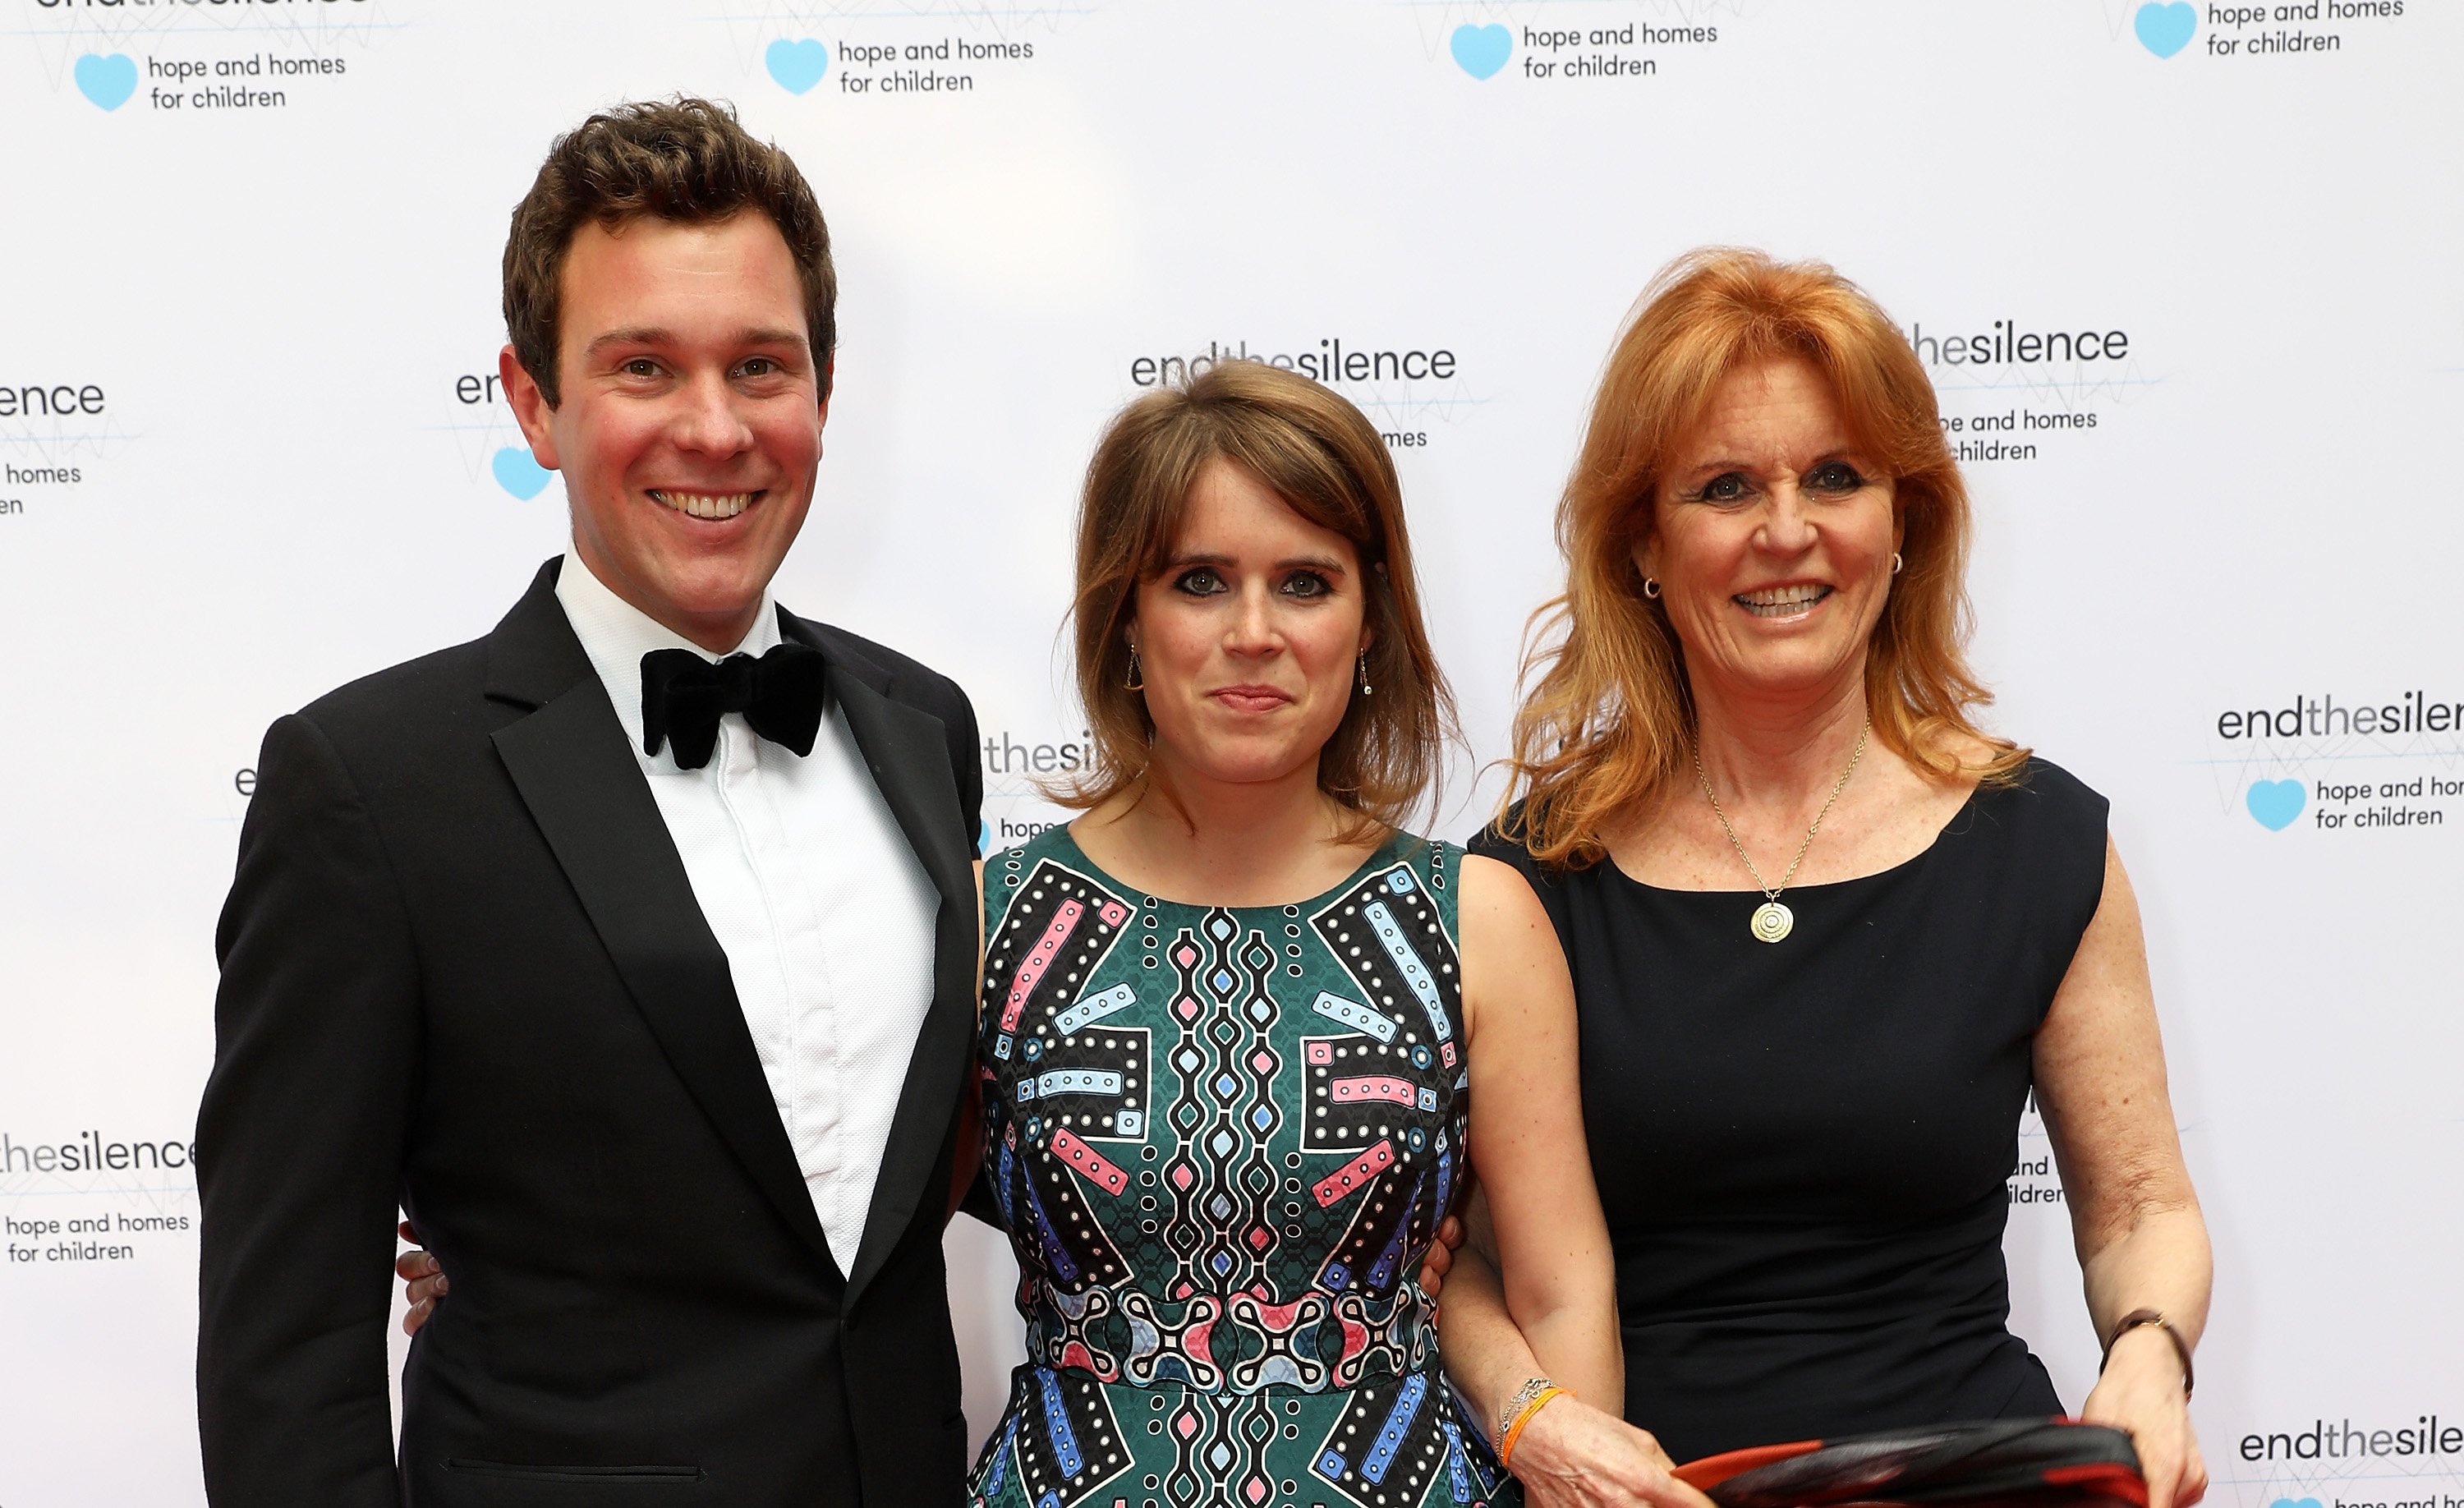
1638, 355, 1901, 707
1131, 457, 1372, 794
502, 213, 825, 652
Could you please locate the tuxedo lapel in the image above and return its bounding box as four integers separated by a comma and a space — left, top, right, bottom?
801, 633, 977, 1304
486, 568, 840, 1278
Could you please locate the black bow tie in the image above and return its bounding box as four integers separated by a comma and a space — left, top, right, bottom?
639, 642, 830, 770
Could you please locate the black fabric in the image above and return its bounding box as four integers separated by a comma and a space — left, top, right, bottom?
198, 559, 986, 1508
640, 640, 830, 769
1469, 760, 2108, 1463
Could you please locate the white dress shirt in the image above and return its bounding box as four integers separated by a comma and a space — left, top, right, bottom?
554, 552, 940, 1268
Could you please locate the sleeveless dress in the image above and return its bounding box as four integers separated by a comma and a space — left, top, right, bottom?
1469, 758, 2108, 1464
968, 826, 1516, 1508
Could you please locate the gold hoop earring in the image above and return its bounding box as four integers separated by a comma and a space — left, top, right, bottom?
1124, 646, 1144, 692
1357, 650, 1372, 698
1891, 553, 1904, 575
1643, 577, 1662, 599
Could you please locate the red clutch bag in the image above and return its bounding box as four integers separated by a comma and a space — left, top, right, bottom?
1673, 1418, 2147, 1508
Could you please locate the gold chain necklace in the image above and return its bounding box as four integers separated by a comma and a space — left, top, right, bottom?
1693, 716, 1870, 944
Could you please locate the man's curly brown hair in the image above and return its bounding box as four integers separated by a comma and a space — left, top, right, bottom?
502, 97, 836, 408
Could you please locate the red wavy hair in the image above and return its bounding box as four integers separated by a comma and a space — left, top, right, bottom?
1500, 248, 2026, 867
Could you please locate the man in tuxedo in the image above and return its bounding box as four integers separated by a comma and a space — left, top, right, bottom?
196, 99, 982, 1504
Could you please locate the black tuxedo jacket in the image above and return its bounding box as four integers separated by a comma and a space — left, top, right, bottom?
197, 559, 984, 1506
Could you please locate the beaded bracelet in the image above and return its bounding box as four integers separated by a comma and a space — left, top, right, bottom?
1497, 1386, 1570, 1473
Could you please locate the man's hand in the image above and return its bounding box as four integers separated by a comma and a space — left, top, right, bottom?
395, 1221, 446, 1336
1417, 1214, 1464, 1299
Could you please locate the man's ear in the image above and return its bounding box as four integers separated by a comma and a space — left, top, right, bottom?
499, 344, 561, 472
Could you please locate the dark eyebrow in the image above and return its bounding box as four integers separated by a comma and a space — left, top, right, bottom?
734, 327, 809, 352
1160, 552, 1350, 575
582, 326, 808, 356
584, 327, 673, 356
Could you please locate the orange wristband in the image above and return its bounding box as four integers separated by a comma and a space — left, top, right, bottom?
1496, 1386, 1568, 1473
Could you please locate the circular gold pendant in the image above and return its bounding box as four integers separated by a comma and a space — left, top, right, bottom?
1749, 900, 1794, 943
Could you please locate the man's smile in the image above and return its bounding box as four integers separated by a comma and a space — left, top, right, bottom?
647, 488, 761, 521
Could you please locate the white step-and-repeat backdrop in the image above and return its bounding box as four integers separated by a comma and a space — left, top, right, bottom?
2, 0, 2457, 1503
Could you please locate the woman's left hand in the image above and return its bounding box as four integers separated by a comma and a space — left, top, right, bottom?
2080, 1330, 2205, 1508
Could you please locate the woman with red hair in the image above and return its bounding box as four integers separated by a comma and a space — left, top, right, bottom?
1437, 249, 2213, 1508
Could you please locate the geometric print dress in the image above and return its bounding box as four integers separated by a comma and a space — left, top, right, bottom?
968, 825, 1519, 1508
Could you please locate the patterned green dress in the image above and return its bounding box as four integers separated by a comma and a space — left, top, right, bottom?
968, 825, 1517, 1508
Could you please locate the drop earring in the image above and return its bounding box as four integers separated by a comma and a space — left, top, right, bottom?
1124, 646, 1144, 692
1357, 650, 1372, 697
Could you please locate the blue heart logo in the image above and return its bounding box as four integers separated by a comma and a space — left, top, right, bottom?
1450, 23, 1511, 80
2269, 1498, 2324, 1508
766, 38, 829, 94
491, 446, 553, 500
2135, 2, 2196, 57
74, 53, 138, 111
2246, 779, 2305, 831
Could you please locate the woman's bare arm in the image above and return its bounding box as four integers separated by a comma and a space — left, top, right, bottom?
2037, 839, 2213, 1508
1454, 857, 1620, 1411
1443, 857, 1712, 1508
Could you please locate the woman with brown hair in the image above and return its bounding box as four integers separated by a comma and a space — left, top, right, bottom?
952, 358, 1689, 1508
1437, 250, 2213, 1508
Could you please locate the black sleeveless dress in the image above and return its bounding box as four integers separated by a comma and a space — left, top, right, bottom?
1468, 759, 2107, 1463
